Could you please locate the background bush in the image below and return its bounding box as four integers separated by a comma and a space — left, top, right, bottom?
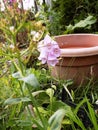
48, 0, 98, 35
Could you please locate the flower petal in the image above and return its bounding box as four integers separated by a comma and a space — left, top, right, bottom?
38, 50, 48, 64
44, 35, 52, 45
47, 59, 58, 66
48, 53, 57, 60
51, 45, 61, 57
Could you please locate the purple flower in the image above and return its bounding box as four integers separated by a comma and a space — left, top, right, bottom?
37, 35, 61, 66
51, 44, 61, 57
38, 49, 47, 64
47, 53, 58, 66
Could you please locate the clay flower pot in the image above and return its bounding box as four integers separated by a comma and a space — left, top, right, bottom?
51, 34, 98, 85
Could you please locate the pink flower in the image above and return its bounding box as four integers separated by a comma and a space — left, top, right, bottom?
47, 59, 58, 66
10, 0, 16, 3
38, 49, 47, 64
38, 35, 61, 66
47, 53, 58, 66
51, 44, 61, 57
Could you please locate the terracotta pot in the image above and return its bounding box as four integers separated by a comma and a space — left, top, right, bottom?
51, 34, 98, 85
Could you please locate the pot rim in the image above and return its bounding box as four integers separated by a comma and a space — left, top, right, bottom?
55, 33, 98, 37
55, 34, 98, 57
61, 46, 98, 57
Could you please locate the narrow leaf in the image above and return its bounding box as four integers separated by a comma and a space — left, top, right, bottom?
4, 97, 31, 105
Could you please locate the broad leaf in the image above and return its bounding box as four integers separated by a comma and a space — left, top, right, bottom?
19, 74, 39, 87
48, 109, 66, 130
12, 71, 22, 79
46, 88, 54, 98
66, 15, 96, 32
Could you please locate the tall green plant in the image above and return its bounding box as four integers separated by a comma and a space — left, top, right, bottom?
48, 0, 98, 35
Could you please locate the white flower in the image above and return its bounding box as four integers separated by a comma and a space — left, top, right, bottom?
9, 44, 15, 49
9, 26, 14, 31
23, 0, 34, 10
30, 31, 36, 35
0, 0, 5, 11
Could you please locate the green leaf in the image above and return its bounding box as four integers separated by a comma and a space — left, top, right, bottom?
4, 97, 31, 105
12, 71, 39, 88
46, 88, 54, 98
74, 15, 96, 28
86, 98, 98, 129
66, 15, 96, 32
48, 109, 66, 130
16, 120, 32, 127
14, 20, 26, 35
50, 101, 71, 112
74, 98, 87, 114
12, 71, 22, 79
0, 26, 13, 36
32, 90, 45, 97
19, 74, 39, 87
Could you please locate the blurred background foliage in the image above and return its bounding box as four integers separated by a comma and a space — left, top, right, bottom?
45, 0, 98, 35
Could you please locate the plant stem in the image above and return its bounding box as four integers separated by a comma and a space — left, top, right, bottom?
26, 84, 47, 129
